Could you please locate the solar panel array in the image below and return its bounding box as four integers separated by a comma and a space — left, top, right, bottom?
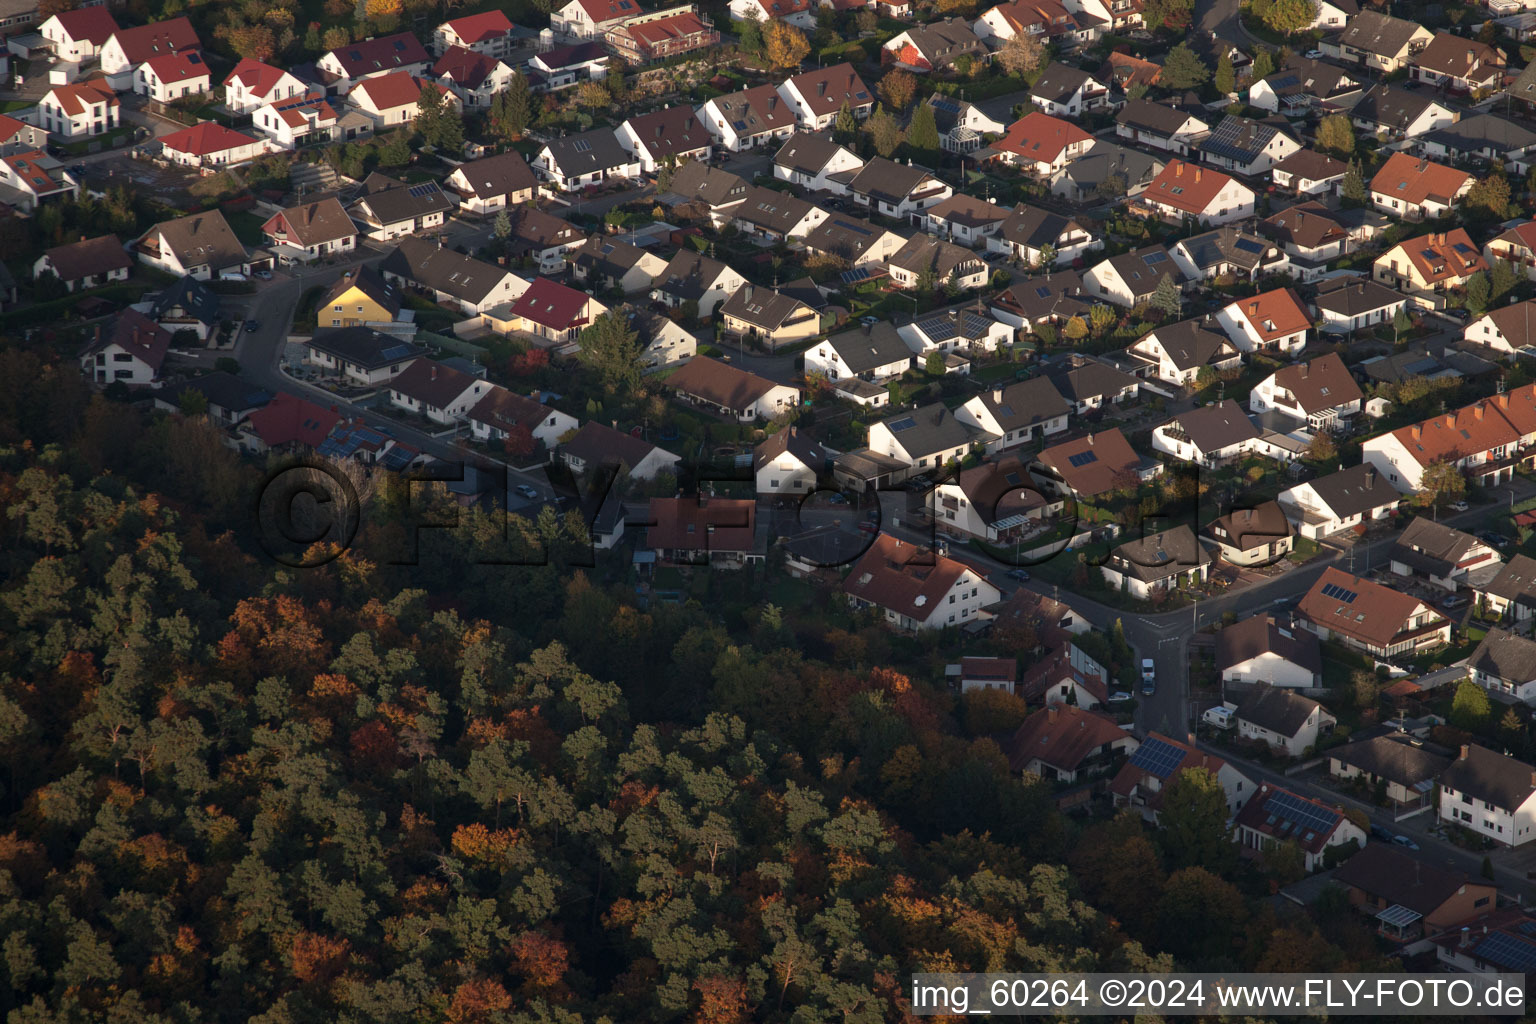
888, 416, 917, 432
407, 183, 437, 198
1201, 119, 1269, 164
1234, 238, 1266, 254
1067, 450, 1099, 468
1128, 737, 1186, 779
1142, 251, 1167, 265
1264, 789, 1341, 837
1473, 932, 1536, 972
1320, 582, 1358, 603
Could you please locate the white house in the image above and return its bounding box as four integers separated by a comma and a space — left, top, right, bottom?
805, 322, 912, 382
953, 377, 1071, 450
388, 359, 492, 426
1234, 688, 1335, 758
466, 386, 580, 448
615, 106, 713, 173
348, 73, 461, 129
1469, 629, 1536, 704
868, 402, 977, 471
1215, 287, 1311, 355
79, 310, 170, 386
843, 533, 1000, 630
753, 426, 831, 495
1464, 298, 1536, 355
1151, 401, 1260, 467
223, 58, 308, 115
137, 51, 212, 103
774, 131, 865, 192
1362, 400, 1522, 494
36, 81, 119, 139
1138, 159, 1256, 226
159, 122, 269, 171
698, 83, 798, 152
433, 10, 516, 57
99, 17, 200, 89
777, 63, 874, 130
1248, 353, 1363, 432
1438, 744, 1536, 847
1127, 320, 1241, 386
40, 7, 117, 62
1236, 783, 1365, 871
1216, 615, 1322, 689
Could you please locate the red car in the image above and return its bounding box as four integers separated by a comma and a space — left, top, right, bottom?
857, 521, 879, 535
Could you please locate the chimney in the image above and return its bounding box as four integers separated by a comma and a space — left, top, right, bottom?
1501, 394, 1511, 409
1461, 743, 1471, 760
1300, 363, 1308, 378
1476, 403, 1485, 420
1194, 167, 1203, 182
1461, 927, 1472, 948
1365, 465, 1376, 489
1087, 433, 1094, 446
430, 365, 437, 380
1248, 300, 1259, 314
993, 388, 1004, 402
1175, 162, 1184, 177
1411, 424, 1422, 440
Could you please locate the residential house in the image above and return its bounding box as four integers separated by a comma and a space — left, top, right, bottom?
1419, 114, 1536, 176
1050, 140, 1164, 202
1373, 229, 1487, 307
650, 249, 745, 316
502, 206, 585, 274
443, 150, 538, 215
868, 402, 977, 470
1128, 320, 1241, 386
40, 7, 117, 62
33, 234, 130, 292
498, 277, 604, 344
604, 8, 721, 66
433, 10, 516, 57
1216, 287, 1311, 355
79, 310, 170, 385
305, 327, 424, 386
1042, 356, 1141, 414
773, 131, 865, 191
466, 386, 580, 449
698, 83, 798, 151
1033, 427, 1150, 499
1137, 159, 1256, 227
1478, 554, 1536, 622
886, 234, 987, 291
252, 93, 342, 152
1248, 56, 1362, 116
928, 456, 1053, 542
1261, 201, 1350, 262
1197, 114, 1302, 176
1005, 705, 1138, 783
1277, 463, 1402, 540
0, 113, 47, 153
718, 284, 820, 349
240, 392, 342, 454
569, 236, 668, 294
317, 265, 402, 329
37, 80, 119, 139
432, 46, 516, 108
843, 533, 1000, 629
155, 371, 270, 426
1271, 149, 1349, 197
881, 18, 987, 73
1469, 629, 1536, 704
1389, 517, 1502, 592
777, 64, 874, 130
1331, 735, 1452, 808
953, 377, 1071, 450
1249, 353, 1363, 431
948, 656, 1018, 695
643, 495, 759, 566
1171, 225, 1289, 282
1333, 844, 1497, 943
616, 105, 712, 172
988, 111, 1094, 175
1308, 0, 1358, 28
347, 73, 460, 129
1410, 32, 1505, 93
551, 0, 639, 40
1439, 744, 1536, 847
987, 204, 1099, 266
222, 58, 307, 114
526, 42, 609, 94
1206, 501, 1294, 567
1015, 643, 1109, 710
1483, 223, 1536, 287
805, 321, 913, 382
662, 160, 750, 227
1151, 400, 1259, 466
1100, 524, 1214, 598
1364, 400, 1520, 492
988, 270, 1094, 331
317, 32, 431, 90
731, 184, 828, 241
1236, 783, 1364, 871
260, 198, 356, 263
158, 122, 266, 171
667, 355, 799, 421
729, 0, 816, 27
1321, 10, 1433, 73
1082, 244, 1185, 308
1370, 152, 1472, 222
1235, 687, 1335, 757
1314, 276, 1408, 335
1028, 63, 1110, 117
387, 358, 491, 425
976, 0, 1105, 46
1103, 51, 1160, 89
1216, 614, 1322, 688
137, 51, 211, 103
379, 237, 528, 315
1349, 84, 1458, 138
844, 156, 952, 220
99, 17, 200, 90
533, 129, 641, 190
347, 173, 452, 241
134, 210, 246, 280
560, 421, 681, 480
921, 194, 1011, 247
753, 425, 832, 495
1111, 732, 1252, 819
1298, 567, 1450, 658
899, 302, 1013, 354
144, 277, 219, 341
1114, 98, 1210, 157
924, 92, 1006, 154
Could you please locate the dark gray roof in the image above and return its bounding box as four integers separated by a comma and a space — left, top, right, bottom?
309, 326, 426, 370
1030, 62, 1096, 104
731, 185, 818, 235
880, 401, 974, 459
1108, 524, 1213, 583
1164, 398, 1259, 452
997, 204, 1084, 250
754, 424, 832, 472
1469, 628, 1536, 686
825, 321, 912, 374
1314, 276, 1406, 315
379, 237, 513, 305
1348, 84, 1443, 132
847, 156, 938, 205
1304, 463, 1401, 519
1116, 98, 1205, 137
666, 160, 750, 208
1235, 686, 1322, 738
1440, 744, 1536, 813
1261, 56, 1361, 101
151, 275, 219, 325
1143, 319, 1237, 371
993, 271, 1093, 324
1215, 614, 1321, 674
1334, 10, 1428, 58
972, 376, 1069, 432
542, 128, 633, 175
1332, 843, 1482, 917
1176, 226, 1282, 273
450, 150, 538, 201
1199, 114, 1296, 165
805, 214, 902, 262
897, 18, 984, 66
1484, 554, 1536, 606
571, 236, 656, 282
718, 283, 813, 331
350, 173, 453, 225
1043, 356, 1140, 404
1390, 516, 1485, 577
1102, 244, 1183, 299
1419, 114, 1536, 156
888, 234, 984, 278
165, 371, 271, 414
1330, 735, 1452, 789
1055, 140, 1162, 193
774, 131, 856, 177
653, 249, 731, 302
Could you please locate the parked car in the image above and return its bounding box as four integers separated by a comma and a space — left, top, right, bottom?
1391, 834, 1420, 851
254, 270, 272, 281
1449, 500, 1469, 512
825, 493, 848, 505
243, 320, 260, 332
1370, 824, 1394, 842
1141, 659, 1156, 695
857, 520, 879, 534
1305, 48, 1324, 58
1480, 531, 1512, 548
1108, 691, 1133, 703
1442, 594, 1469, 611
859, 315, 880, 326
1007, 568, 1030, 581
514, 484, 539, 500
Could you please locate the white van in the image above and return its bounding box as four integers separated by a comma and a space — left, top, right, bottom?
219, 271, 248, 282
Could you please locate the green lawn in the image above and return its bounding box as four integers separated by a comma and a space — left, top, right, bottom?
225, 210, 268, 247
56, 129, 133, 155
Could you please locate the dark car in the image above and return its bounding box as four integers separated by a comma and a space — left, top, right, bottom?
1007, 569, 1030, 581
244, 320, 261, 332
1480, 531, 1512, 548
1370, 823, 1394, 842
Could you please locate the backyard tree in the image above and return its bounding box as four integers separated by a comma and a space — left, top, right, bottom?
1451, 678, 1492, 732
1315, 114, 1355, 157
736, 15, 763, 54
493, 210, 512, 240
1141, 0, 1194, 30
866, 104, 904, 158
1257, 0, 1315, 34
578, 311, 643, 395
834, 100, 858, 142
1160, 43, 1209, 90
879, 70, 918, 110
414, 82, 445, 143
1467, 270, 1491, 316
925, 349, 945, 375
379, 130, 411, 167
906, 101, 941, 160
1416, 460, 1467, 510
1492, 256, 1518, 301
997, 32, 1044, 76
1250, 47, 1275, 83
1467, 172, 1511, 217
1152, 274, 1183, 317
1089, 303, 1116, 335
502, 423, 536, 459
1063, 315, 1089, 340
1340, 161, 1367, 202
491, 74, 532, 140
1305, 429, 1337, 463
1392, 305, 1412, 340
1214, 52, 1235, 95
764, 20, 810, 69
1160, 768, 1233, 871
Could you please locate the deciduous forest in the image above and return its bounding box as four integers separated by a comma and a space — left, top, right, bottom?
0, 352, 1397, 1022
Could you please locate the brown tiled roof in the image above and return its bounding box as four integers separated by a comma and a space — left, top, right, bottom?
1215, 614, 1321, 674
1004, 705, 1129, 773
843, 532, 977, 618
1387, 228, 1486, 285
1143, 159, 1240, 216
1268, 353, 1361, 414
562, 421, 669, 474
1272, 148, 1348, 182
450, 150, 537, 201
1441, 744, 1536, 813
1235, 783, 1346, 854
646, 497, 756, 552
623, 105, 711, 160
1234, 685, 1322, 737
1412, 32, 1503, 81
265, 198, 354, 248
667, 355, 786, 411
1370, 152, 1472, 206
1164, 399, 1259, 453
1036, 428, 1140, 497
1299, 567, 1443, 649
1207, 500, 1293, 553
388, 358, 480, 408
1227, 286, 1312, 345
40, 234, 130, 282
953, 456, 1047, 525
783, 63, 873, 117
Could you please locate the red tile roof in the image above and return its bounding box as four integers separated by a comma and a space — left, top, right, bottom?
109, 16, 199, 65
1144, 159, 1240, 216
993, 111, 1093, 164
161, 122, 258, 158
1226, 286, 1311, 344
1370, 151, 1472, 206
442, 9, 513, 43
351, 72, 446, 111
784, 63, 873, 117
1004, 705, 1129, 773
143, 50, 209, 84
505, 276, 592, 332
246, 392, 342, 449
1387, 228, 1486, 285
223, 58, 292, 96
1299, 567, 1443, 650
1390, 398, 1520, 468
646, 497, 756, 552
48, 6, 119, 45
843, 532, 979, 620
432, 45, 502, 89
573, 0, 641, 23
625, 10, 713, 48
47, 79, 118, 117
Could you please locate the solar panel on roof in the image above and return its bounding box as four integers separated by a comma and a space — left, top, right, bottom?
407, 183, 437, 198
840, 266, 874, 284
1473, 933, 1536, 972
1265, 789, 1341, 836
1067, 450, 1098, 467
1320, 582, 1358, 603
1128, 737, 1185, 779
380, 344, 414, 360
1035, 286, 1051, 298
888, 416, 917, 431
1234, 238, 1265, 254
1143, 252, 1167, 265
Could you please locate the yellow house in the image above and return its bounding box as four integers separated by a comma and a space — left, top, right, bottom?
717, 284, 822, 352
319, 265, 402, 328
1372, 228, 1487, 308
